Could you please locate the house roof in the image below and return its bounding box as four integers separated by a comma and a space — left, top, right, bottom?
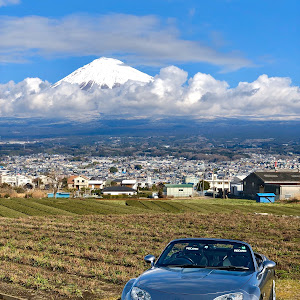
67, 175, 89, 184
122, 179, 136, 184
77, 175, 89, 180
254, 171, 300, 183
164, 184, 194, 188
103, 186, 136, 192
67, 175, 77, 184
90, 176, 104, 181
113, 179, 123, 183
231, 176, 243, 184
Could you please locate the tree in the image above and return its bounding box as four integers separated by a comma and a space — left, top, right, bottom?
151, 184, 157, 191
109, 166, 118, 173
197, 180, 210, 191
33, 177, 43, 188
134, 164, 142, 170
158, 189, 163, 198
61, 177, 68, 188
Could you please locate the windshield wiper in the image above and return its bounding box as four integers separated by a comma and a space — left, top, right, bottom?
211, 266, 250, 271
161, 264, 208, 268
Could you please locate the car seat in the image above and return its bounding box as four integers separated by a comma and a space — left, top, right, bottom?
183, 245, 209, 266
222, 248, 250, 268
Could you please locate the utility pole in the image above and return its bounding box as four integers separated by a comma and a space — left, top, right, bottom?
212, 171, 215, 198
223, 180, 225, 199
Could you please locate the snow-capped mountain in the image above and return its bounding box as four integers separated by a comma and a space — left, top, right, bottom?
53, 57, 152, 90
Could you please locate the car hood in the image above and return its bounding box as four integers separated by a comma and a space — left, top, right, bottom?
136, 267, 254, 295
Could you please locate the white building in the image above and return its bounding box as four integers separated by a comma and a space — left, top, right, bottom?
206, 175, 230, 196
230, 175, 246, 196
163, 184, 194, 197
184, 176, 199, 186
1, 174, 33, 187
102, 186, 137, 196
121, 179, 137, 189
88, 177, 104, 189
67, 175, 89, 190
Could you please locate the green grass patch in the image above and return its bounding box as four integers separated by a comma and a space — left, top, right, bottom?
13, 199, 76, 216
0, 197, 299, 218
0, 199, 49, 216
0, 205, 27, 218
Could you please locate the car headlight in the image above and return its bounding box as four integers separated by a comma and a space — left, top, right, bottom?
214, 292, 243, 300
131, 287, 151, 300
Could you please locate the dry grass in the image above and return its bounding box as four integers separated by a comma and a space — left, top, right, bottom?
29, 190, 47, 198
0, 212, 298, 299
277, 279, 300, 300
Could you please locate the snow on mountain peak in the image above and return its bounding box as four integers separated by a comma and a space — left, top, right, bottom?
53, 57, 152, 90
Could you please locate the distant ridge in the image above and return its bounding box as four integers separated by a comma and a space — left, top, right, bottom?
53, 57, 152, 90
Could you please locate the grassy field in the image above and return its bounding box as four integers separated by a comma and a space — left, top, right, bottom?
0, 197, 299, 217
0, 198, 298, 299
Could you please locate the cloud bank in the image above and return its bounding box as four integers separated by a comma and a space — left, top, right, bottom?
0, 0, 20, 7
1, 67, 299, 121
0, 14, 250, 71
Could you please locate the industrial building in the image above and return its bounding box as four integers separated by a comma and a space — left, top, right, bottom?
243, 171, 300, 200
163, 184, 194, 197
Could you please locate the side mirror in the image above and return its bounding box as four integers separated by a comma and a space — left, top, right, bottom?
257, 260, 276, 279
144, 254, 155, 267
263, 260, 276, 270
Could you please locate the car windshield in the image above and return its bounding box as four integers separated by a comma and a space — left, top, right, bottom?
156, 240, 254, 271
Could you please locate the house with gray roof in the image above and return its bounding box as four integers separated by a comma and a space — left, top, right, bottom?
243, 171, 300, 200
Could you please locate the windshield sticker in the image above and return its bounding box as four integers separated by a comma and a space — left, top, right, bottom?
234, 249, 247, 253
186, 247, 199, 251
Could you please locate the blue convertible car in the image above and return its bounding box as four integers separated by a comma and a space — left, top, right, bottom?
122, 238, 276, 300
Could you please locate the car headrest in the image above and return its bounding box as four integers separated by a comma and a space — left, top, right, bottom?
229, 245, 249, 256
184, 244, 202, 253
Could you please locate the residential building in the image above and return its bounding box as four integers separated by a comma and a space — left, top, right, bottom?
88, 177, 104, 189
183, 176, 199, 186
0, 174, 33, 187
121, 179, 137, 189
230, 175, 246, 196
67, 175, 89, 190
206, 175, 230, 196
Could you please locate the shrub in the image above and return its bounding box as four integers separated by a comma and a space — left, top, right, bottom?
30, 190, 46, 198
14, 187, 26, 193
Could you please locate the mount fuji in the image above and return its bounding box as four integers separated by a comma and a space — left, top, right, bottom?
53, 57, 153, 90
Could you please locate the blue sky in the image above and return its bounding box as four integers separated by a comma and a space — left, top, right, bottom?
1, 0, 299, 87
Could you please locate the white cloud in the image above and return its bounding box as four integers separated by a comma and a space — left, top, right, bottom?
0, 14, 251, 71
0, 0, 20, 7
1, 67, 299, 121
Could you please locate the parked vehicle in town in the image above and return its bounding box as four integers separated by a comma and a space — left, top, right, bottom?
122, 238, 276, 300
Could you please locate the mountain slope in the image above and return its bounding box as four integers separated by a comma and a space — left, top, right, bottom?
53, 57, 152, 90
